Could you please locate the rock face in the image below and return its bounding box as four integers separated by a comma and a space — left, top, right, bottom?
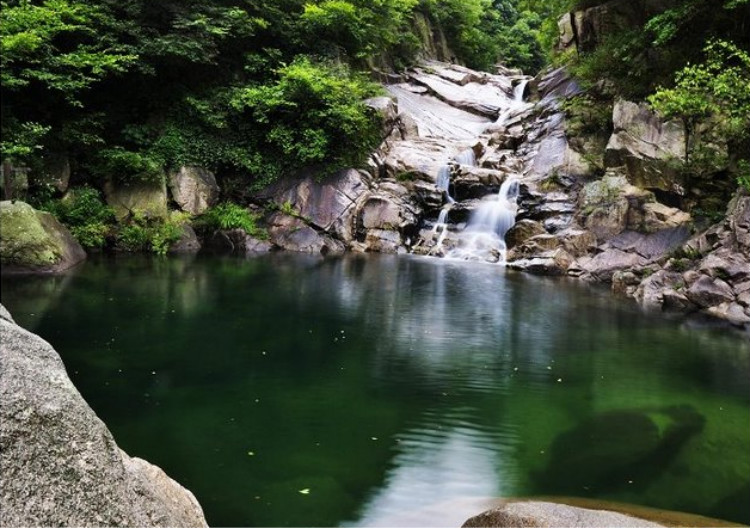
557, 0, 679, 53
0, 305, 208, 527
169, 166, 220, 215
463, 501, 664, 528
604, 100, 686, 192
104, 179, 169, 221
0, 200, 86, 274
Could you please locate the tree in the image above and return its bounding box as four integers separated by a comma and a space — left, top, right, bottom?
649, 40, 750, 182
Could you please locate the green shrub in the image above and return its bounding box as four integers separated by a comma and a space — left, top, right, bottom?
116, 212, 187, 256
37, 186, 116, 249
198, 202, 261, 236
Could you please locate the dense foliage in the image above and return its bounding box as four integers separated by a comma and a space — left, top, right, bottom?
1, 0, 549, 196
555, 0, 750, 192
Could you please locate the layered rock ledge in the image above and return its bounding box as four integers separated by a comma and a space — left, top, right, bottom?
0, 304, 208, 527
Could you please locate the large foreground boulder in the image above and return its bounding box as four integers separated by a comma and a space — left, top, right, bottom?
0, 200, 86, 274
0, 305, 208, 527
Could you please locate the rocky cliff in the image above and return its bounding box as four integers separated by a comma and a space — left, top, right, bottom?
0, 304, 208, 527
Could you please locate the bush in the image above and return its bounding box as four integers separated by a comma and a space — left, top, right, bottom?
38, 186, 116, 249
116, 212, 188, 256
198, 202, 262, 236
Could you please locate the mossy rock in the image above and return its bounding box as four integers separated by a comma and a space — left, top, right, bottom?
0, 200, 86, 274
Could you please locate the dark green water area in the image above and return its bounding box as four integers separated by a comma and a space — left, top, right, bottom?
2, 253, 749, 526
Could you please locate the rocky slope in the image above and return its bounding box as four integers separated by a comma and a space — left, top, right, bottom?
0, 304, 208, 527
249, 59, 748, 330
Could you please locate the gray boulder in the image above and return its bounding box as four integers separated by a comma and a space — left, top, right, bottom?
505, 219, 546, 249
0, 201, 86, 274
258, 169, 370, 243
604, 100, 686, 192
104, 178, 168, 221
686, 275, 735, 308
168, 224, 202, 254
0, 305, 208, 527
463, 501, 663, 528
365, 97, 398, 139
169, 166, 220, 215
267, 213, 345, 255
206, 229, 272, 254
580, 248, 647, 282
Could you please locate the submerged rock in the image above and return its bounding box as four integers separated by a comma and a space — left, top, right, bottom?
0, 304, 208, 527
539, 406, 705, 496
0, 200, 86, 274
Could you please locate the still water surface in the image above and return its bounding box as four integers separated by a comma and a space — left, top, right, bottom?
2, 253, 749, 526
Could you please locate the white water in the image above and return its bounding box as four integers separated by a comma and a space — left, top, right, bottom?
454, 149, 476, 167
430, 148, 478, 251
445, 178, 520, 263
494, 79, 530, 128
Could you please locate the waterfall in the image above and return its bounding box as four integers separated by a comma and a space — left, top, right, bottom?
430, 148, 481, 253
445, 177, 520, 263
436, 165, 454, 204
495, 79, 530, 128
513, 80, 528, 103
454, 149, 476, 167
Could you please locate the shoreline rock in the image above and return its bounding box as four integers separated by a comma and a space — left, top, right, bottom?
462, 499, 743, 528
0, 304, 208, 527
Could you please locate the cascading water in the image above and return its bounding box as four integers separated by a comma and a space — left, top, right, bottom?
430, 149, 477, 252
445, 177, 520, 263
454, 149, 476, 167
495, 79, 530, 128
436, 165, 454, 204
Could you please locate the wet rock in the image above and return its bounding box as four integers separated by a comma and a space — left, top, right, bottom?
267, 213, 344, 255
634, 270, 685, 307
0, 304, 208, 527
662, 289, 694, 312
169, 224, 201, 254
104, 178, 169, 222
533, 66, 582, 100
363, 229, 403, 254
686, 275, 735, 308
506, 219, 546, 248
706, 302, 750, 327
169, 166, 219, 215
207, 229, 272, 253
580, 249, 647, 282
507, 249, 573, 275
463, 501, 663, 528
612, 270, 641, 296
0, 201, 86, 274
604, 100, 685, 193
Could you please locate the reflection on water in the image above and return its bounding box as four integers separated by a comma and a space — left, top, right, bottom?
2, 253, 749, 527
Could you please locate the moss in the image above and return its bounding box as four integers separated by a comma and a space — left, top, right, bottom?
0, 201, 64, 269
